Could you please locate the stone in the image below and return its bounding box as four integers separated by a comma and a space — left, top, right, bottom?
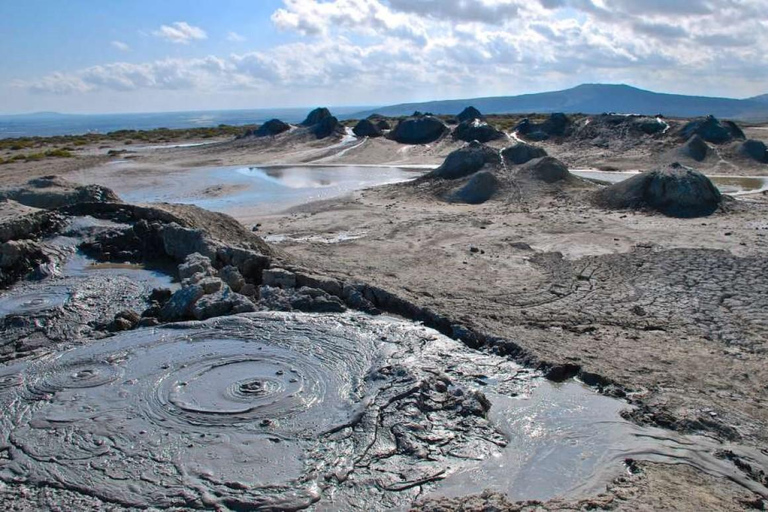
159, 284, 206, 322
518, 156, 571, 183
738, 139, 768, 163
219, 265, 245, 292
679, 135, 710, 162
254, 119, 291, 137
178, 253, 214, 280
301, 107, 332, 126
262, 268, 297, 288
456, 106, 484, 123
678, 116, 745, 144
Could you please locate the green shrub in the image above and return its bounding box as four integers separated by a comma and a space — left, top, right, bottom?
45, 149, 73, 158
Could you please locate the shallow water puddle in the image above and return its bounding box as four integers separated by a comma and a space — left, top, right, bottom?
0, 312, 765, 509
114, 165, 425, 215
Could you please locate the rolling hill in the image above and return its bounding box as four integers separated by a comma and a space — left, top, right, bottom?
349, 84, 768, 120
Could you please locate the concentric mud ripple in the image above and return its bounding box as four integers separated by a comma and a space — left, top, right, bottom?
0, 313, 390, 509
0, 288, 70, 318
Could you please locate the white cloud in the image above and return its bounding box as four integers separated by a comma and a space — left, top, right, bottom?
111, 41, 131, 52
227, 31, 247, 42
16, 0, 768, 101
153, 22, 207, 44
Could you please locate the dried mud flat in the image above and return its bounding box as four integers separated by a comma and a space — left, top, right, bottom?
1, 118, 768, 511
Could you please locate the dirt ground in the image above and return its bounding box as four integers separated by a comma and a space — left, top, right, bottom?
2, 117, 768, 510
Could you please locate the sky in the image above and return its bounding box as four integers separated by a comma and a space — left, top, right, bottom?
1, 0, 767, 114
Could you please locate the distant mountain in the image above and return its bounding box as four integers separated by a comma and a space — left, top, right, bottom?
348, 84, 768, 121
750, 93, 768, 104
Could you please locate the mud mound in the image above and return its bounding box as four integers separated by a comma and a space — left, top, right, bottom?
515, 113, 570, 141
450, 171, 501, 204
595, 163, 722, 218
427, 141, 501, 180
389, 116, 448, 145
254, 119, 291, 138
502, 142, 547, 165
518, 156, 572, 184
738, 139, 768, 163
678, 116, 745, 144
679, 135, 711, 162
574, 115, 667, 141
301, 107, 332, 127
457, 106, 484, 123
0, 177, 121, 210
453, 119, 506, 143
310, 115, 344, 139
353, 119, 383, 138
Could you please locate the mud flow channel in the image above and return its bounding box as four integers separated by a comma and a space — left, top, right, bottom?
1, 308, 767, 509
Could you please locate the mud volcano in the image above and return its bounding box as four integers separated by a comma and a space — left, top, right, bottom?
595, 163, 722, 218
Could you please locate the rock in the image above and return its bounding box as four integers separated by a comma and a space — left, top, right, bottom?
254, 119, 291, 137
149, 288, 172, 305
452, 119, 505, 143
160, 224, 218, 261
198, 277, 223, 294
219, 265, 245, 292
262, 268, 297, 289
0, 177, 121, 210
595, 162, 722, 218
191, 287, 256, 320
389, 116, 448, 145
217, 247, 270, 282
352, 119, 383, 138
456, 106, 484, 123
428, 141, 501, 180
301, 107, 332, 127
518, 157, 571, 183
451, 171, 501, 204
738, 139, 768, 163
178, 253, 214, 280
159, 284, 206, 321
502, 142, 548, 165
311, 116, 344, 139
290, 287, 347, 313
1, 239, 40, 268
109, 310, 141, 331
678, 115, 745, 144
679, 135, 710, 162
375, 119, 391, 130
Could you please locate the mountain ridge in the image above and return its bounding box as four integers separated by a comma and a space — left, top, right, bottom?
348, 84, 768, 121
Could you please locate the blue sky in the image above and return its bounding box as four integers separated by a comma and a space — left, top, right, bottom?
2, 0, 767, 114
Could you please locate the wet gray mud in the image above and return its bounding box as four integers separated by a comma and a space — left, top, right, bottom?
0, 313, 766, 510
0, 216, 176, 362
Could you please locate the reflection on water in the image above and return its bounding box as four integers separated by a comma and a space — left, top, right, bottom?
572, 170, 768, 196
117, 165, 426, 215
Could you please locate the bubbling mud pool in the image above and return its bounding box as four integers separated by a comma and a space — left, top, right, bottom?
0, 312, 766, 510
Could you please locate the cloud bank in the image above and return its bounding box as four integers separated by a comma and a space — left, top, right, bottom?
17, 1, 768, 101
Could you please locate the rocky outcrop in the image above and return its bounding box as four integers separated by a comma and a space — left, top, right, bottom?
353, 119, 383, 138
515, 113, 570, 141
452, 119, 505, 143
301, 107, 332, 127
502, 142, 547, 165
0, 177, 121, 210
388, 116, 448, 145
0, 239, 48, 288
678, 116, 745, 144
457, 106, 484, 123
595, 163, 722, 218
738, 139, 768, 163
254, 119, 291, 137
375, 119, 391, 130
450, 171, 501, 204
427, 142, 501, 180
679, 135, 710, 162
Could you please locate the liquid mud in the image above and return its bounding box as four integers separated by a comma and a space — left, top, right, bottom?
0, 313, 765, 510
